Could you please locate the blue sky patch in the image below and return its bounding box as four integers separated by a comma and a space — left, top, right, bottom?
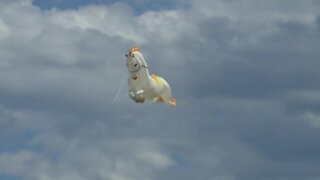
32, 0, 184, 14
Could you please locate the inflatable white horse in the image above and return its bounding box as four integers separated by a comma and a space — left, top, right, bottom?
126, 47, 176, 107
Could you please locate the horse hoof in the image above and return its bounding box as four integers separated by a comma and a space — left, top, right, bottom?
135, 99, 145, 103
169, 98, 176, 106
153, 96, 163, 103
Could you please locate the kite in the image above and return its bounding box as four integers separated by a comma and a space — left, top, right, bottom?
126, 47, 176, 107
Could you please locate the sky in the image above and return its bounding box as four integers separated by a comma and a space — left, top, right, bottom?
1, 0, 320, 180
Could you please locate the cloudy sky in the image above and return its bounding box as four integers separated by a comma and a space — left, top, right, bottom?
1, 0, 320, 179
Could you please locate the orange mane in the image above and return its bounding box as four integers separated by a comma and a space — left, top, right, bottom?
128, 47, 140, 56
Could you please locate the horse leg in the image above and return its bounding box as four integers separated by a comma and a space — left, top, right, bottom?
160, 79, 176, 107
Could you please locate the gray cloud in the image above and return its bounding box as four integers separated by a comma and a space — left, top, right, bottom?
1, 0, 320, 180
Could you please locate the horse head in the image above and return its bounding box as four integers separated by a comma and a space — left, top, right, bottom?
126, 47, 148, 79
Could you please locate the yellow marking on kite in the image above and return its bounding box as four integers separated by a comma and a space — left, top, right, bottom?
151, 74, 163, 86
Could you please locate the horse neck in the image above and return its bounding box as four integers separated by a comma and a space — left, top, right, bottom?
138, 56, 150, 80
137, 66, 150, 82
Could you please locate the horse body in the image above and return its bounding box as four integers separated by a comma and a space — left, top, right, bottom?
126, 47, 176, 107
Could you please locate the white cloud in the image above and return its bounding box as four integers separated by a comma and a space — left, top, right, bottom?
190, 0, 319, 22
303, 112, 320, 129
0, 19, 11, 40
48, 3, 147, 44
137, 10, 193, 43
0, 150, 39, 175
288, 90, 320, 103
0, 128, 174, 180
136, 151, 174, 168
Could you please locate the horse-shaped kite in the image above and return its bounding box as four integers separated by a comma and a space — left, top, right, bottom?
126, 47, 176, 107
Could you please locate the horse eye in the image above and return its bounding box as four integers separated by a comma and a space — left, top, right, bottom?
135, 64, 137, 66
125, 54, 128, 57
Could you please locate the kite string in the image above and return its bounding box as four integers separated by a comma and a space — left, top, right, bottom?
112, 64, 127, 103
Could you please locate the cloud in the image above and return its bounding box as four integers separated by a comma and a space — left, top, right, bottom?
1, 0, 320, 180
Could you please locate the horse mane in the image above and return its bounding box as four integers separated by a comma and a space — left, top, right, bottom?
128, 47, 140, 56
